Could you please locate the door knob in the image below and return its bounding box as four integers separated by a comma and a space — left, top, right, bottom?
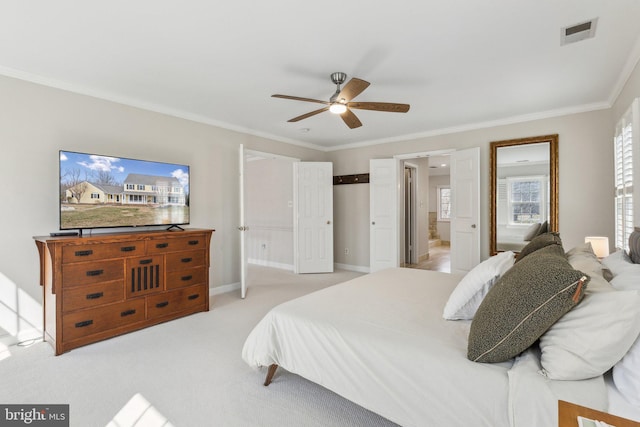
371, 221, 376, 225
327, 220, 331, 224
471, 224, 477, 228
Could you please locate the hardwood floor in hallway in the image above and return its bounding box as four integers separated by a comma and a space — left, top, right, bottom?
405, 242, 450, 272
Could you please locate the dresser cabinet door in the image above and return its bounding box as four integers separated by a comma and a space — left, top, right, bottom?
125, 255, 164, 298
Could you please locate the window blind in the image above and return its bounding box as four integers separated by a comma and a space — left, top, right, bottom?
614, 99, 639, 251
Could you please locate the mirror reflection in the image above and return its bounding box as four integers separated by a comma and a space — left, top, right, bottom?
490, 135, 558, 255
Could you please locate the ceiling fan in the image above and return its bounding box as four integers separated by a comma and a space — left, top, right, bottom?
272, 72, 410, 129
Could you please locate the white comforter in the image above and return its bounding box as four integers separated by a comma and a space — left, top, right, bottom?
242, 268, 607, 427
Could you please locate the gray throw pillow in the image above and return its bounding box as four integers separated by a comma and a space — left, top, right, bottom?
515, 232, 562, 262
467, 244, 589, 363
629, 227, 640, 264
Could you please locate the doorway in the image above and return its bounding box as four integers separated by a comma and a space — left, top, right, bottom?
369, 147, 480, 274
401, 156, 451, 272
239, 147, 334, 297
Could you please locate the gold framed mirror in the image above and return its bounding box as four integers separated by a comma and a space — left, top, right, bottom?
490, 134, 558, 255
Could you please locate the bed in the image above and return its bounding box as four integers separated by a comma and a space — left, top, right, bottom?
242, 234, 640, 427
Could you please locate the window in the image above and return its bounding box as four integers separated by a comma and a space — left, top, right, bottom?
90, 193, 100, 199
437, 186, 451, 221
507, 176, 546, 225
615, 98, 639, 251
126, 184, 134, 190
137, 184, 145, 191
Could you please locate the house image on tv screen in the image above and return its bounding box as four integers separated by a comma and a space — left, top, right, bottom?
65, 173, 187, 206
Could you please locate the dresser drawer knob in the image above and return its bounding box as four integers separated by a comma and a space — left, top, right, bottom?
188, 240, 199, 245
120, 246, 136, 252
86, 292, 104, 300
188, 294, 200, 300
75, 320, 93, 328
120, 309, 137, 317
155, 301, 169, 308
75, 250, 93, 257
156, 243, 169, 249
86, 269, 104, 277
181, 257, 192, 263
181, 275, 193, 281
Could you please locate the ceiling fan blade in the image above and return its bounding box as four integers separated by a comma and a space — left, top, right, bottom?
337, 78, 370, 102
272, 94, 329, 105
340, 108, 362, 129
347, 102, 410, 113
287, 106, 330, 122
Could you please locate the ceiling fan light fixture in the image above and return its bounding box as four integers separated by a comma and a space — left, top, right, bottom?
329, 103, 347, 114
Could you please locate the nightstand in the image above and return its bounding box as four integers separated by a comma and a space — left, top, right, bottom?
559, 400, 640, 427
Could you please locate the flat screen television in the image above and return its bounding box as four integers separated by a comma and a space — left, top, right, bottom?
59, 150, 190, 233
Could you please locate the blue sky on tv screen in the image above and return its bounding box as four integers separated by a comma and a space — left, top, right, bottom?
60, 151, 189, 191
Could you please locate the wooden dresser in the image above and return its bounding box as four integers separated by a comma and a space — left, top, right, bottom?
34, 228, 214, 355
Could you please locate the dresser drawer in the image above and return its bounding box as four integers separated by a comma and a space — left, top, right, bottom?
166, 267, 207, 290
165, 250, 206, 272
62, 299, 145, 342
147, 284, 207, 318
62, 280, 124, 312
148, 235, 207, 254
62, 259, 124, 288
62, 241, 144, 264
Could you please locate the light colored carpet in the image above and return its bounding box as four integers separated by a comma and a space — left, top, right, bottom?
0, 266, 399, 427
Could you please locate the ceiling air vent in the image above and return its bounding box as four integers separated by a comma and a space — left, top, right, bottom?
561, 18, 598, 46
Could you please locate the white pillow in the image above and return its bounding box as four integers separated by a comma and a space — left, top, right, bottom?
442, 251, 514, 320
539, 285, 640, 380
602, 250, 634, 276
613, 335, 640, 408
610, 265, 640, 290
566, 242, 606, 278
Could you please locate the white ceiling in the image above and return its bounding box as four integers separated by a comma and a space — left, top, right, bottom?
2, 1, 640, 151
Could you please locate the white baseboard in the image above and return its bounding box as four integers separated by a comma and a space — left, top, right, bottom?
210, 282, 240, 296
248, 259, 294, 271
210, 262, 370, 297
334, 263, 370, 273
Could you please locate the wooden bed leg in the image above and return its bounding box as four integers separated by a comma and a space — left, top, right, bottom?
263, 364, 278, 386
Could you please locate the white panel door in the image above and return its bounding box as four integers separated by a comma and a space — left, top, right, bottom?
450, 147, 480, 274
370, 159, 399, 273
239, 144, 248, 298
294, 162, 334, 273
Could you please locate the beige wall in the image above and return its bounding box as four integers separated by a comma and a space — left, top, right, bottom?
0, 75, 325, 339
328, 109, 614, 268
